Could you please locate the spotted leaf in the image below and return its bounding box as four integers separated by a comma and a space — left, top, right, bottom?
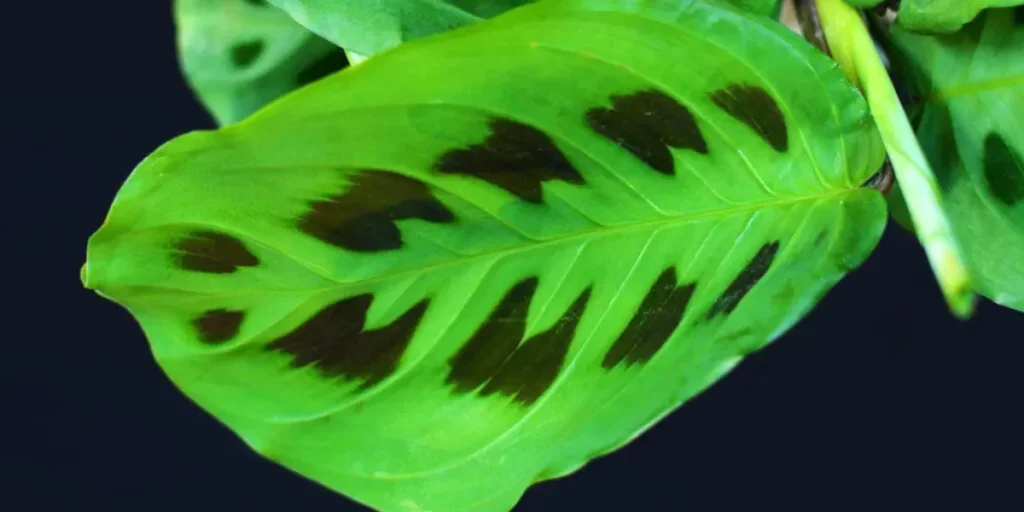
84, 1, 887, 511
886, 8, 1024, 311
176, 0, 350, 125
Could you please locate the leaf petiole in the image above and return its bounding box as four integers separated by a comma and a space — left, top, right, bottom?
813, 0, 976, 318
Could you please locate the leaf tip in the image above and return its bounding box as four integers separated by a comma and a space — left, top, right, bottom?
80, 261, 90, 289
930, 242, 976, 319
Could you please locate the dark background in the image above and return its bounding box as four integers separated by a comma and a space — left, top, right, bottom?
4, 2, 1023, 511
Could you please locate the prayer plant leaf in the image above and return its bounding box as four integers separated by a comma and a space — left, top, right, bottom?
176, 0, 349, 125
885, 7, 1024, 311
844, 0, 1024, 33
84, 1, 887, 510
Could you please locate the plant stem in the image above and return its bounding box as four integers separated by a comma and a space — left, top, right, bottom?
814, 0, 975, 318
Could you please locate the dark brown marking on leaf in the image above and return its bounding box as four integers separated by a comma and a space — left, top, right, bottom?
175, 231, 260, 274
705, 241, 781, 320
709, 85, 788, 152
446, 278, 538, 392
813, 231, 829, 247
298, 170, 455, 252
244, 0, 269, 6
602, 268, 696, 369
193, 309, 245, 345
295, 49, 349, 87
266, 295, 429, 389
479, 288, 591, 406
586, 89, 708, 175
434, 118, 585, 203
982, 133, 1024, 207
230, 40, 264, 69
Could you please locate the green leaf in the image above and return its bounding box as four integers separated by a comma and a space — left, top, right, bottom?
885, 8, 1024, 311
727, 0, 781, 17
176, 0, 350, 125
843, 0, 1024, 33
897, 0, 1024, 33
85, 1, 887, 510
265, 0, 536, 57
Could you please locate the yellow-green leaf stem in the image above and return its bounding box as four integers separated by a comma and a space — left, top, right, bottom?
816, 0, 976, 318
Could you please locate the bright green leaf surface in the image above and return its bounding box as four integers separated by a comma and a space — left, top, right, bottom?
176, 0, 349, 125
266, 0, 536, 57
886, 8, 1024, 311
86, 1, 887, 510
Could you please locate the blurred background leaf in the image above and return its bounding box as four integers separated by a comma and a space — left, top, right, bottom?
885, 7, 1024, 311
266, 0, 788, 60
176, 0, 349, 125
265, 0, 534, 57
846, 0, 1024, 33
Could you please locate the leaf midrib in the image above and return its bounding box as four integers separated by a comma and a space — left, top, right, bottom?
117, 187, 862, 301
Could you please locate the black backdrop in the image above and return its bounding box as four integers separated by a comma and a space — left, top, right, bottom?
4, 2, 1023, 511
